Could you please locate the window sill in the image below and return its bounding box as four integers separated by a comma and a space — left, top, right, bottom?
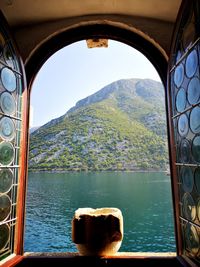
24, 251, 177, 257
14, 252, 189, 267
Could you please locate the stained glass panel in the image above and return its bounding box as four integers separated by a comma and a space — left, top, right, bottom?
0, 16, 24, 261
169, 3, 200, 263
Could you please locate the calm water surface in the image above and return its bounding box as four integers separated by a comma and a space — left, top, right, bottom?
24, 171, 176, 252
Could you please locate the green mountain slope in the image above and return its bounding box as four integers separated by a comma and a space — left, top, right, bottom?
28, 78, 169, 171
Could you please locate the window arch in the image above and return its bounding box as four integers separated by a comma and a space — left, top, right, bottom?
26, 39, 174, 253
25, 23, 168, 85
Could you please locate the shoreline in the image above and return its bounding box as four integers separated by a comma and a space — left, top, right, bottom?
28, 169, 170, 174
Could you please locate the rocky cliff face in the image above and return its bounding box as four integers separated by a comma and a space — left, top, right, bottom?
28, 78, 169, 171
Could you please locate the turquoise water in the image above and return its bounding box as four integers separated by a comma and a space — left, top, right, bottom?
24, 171, 176, 252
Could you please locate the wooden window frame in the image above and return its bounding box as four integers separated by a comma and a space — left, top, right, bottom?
2, 2, 198, 265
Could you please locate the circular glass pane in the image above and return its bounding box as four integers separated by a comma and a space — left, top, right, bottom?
0, 224, 10, 251
180, 139, 190, 163
190, 106, 200, 134
0, 117, 15, 141
185, 49, 198, 78
192, 136, 200, 163
187, 77, 200, 105
1, 67, 16, 92
197, 199, 200, 222
0, 142, 14, 166
181, 166, 194, 193
185, 224, 199, 255
0, 168, 13, 193
194, 168, 200, 194
178, 114, 189, 136
182, 193, 196, 221
176, 88, 186, 112
0, 194, 11, 222
174, 64, 184, 87
3, 44, 14, 69
0, 92, 16, 115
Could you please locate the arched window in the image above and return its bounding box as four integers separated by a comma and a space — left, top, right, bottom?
25, 40, 175, 254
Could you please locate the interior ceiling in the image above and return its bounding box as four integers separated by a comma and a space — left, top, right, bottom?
0, 0, 182, 63
0, 0, 181, 27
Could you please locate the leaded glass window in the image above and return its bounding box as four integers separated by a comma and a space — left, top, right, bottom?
0, 24, 24, 261
169, 1, 200, 265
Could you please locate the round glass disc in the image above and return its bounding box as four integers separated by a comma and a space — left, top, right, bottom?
0, 117, 15, 141
187, 77, 200, 105
190, 106, 200, 134
185, 224, 199, 255
182, 193, 196, 221
176, 87, 186, 112
0, 194, 11, 222
0, 92, 16, 115
181, 167, 194, 193
0, 224, 10, 251
0, 168, 13, 193
192, 136, 200, 163
0, 142, 14, 166
178, 114, 189, 136
1, 67, 16, 92
174, 64, 184, 87
180, 139, 190, 163
185, 49, 198, 78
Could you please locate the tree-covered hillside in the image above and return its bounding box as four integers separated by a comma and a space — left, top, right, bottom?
28, 78, 169, 171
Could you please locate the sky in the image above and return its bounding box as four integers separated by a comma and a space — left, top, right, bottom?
30, 40, 161, 128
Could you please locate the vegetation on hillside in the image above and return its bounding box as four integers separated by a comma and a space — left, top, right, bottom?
29, 78, 169, 172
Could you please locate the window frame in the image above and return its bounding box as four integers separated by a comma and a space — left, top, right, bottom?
167, 0, 200, 265
0, 10, 29, 265
2, 1, 199, 265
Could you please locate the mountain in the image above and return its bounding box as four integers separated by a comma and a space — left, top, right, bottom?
28, 78, 169, 172
29, 126, 40, 134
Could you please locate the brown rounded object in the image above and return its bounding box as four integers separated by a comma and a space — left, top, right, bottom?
72, 207, 123, 256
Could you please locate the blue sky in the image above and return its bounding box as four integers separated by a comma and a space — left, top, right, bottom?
30, 40, 161, 127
